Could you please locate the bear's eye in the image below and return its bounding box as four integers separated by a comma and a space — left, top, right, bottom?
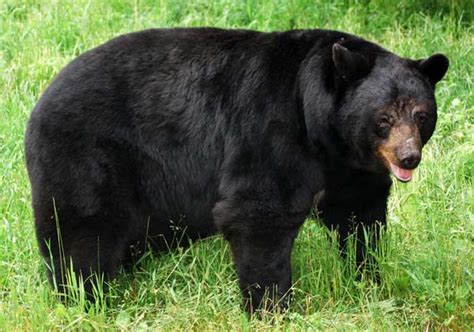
377, 116, 392, 129
414, 112, 427, 126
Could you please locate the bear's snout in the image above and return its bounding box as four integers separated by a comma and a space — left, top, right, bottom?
397, 148, 421, 170
377, 124, 422, 182
393, 125, 422, 170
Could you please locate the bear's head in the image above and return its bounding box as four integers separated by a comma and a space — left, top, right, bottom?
322, 40, 449, 182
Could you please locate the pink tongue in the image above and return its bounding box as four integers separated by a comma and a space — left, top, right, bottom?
390, 163, 413, 182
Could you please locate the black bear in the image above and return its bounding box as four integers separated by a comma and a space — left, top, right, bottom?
25, 28, 448, 312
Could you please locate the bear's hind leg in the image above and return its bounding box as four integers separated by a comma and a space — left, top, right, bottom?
36, 212, 128, 302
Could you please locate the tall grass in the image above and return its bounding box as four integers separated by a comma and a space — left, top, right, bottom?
0, 0, 472, 330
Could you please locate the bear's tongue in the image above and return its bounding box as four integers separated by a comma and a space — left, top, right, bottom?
389, 163, 413, 182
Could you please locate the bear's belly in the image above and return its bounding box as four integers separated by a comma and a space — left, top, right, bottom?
132, 156, 221, 251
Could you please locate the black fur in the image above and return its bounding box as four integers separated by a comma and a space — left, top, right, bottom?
25, 28, 448, 312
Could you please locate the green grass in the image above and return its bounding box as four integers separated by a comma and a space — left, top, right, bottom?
1, 0, 473, 330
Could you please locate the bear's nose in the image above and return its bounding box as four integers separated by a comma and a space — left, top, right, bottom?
399, 152, 421, 169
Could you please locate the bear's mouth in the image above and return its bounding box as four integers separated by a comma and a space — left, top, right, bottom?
388, 162, 414, 182
377, 149, 417, 183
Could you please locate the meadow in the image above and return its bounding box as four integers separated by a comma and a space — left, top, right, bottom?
0, 0, 472, 330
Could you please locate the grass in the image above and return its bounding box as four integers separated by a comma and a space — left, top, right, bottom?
0, 0, 473, 330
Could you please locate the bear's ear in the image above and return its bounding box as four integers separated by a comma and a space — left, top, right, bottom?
332, 43, 373, 81
417, 54, 449, 85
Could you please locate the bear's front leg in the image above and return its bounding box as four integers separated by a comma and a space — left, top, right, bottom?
318, 173, 392, 271
213, 197, 304, 313
228, 227, 299, 313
